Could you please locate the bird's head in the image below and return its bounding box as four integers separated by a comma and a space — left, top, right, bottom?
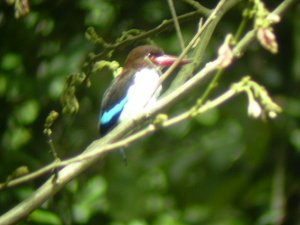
124, 45, 190, 70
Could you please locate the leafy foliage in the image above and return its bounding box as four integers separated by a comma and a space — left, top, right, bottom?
0, 0, 299, 225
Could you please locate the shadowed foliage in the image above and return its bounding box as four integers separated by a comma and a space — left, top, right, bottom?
0, 0, 299, 224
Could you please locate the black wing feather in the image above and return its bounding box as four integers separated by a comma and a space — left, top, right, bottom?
99, 71, 135, 136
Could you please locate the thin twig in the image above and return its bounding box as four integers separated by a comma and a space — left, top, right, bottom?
91, 10, 210, 60
160, 0, 234, 84
182, 0, 211, 13
191, 7, 251, 108
167, 0, 186, 50
271, 149, 286, 225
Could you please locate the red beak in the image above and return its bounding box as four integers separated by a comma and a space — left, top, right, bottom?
152, 54, 190, 67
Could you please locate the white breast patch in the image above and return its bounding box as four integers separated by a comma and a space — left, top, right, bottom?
119, 68, 162, 122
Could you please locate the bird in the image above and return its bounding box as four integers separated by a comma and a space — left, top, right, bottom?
99, 45, 189, 136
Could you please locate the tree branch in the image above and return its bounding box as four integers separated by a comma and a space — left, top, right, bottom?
90, 8, 211, 60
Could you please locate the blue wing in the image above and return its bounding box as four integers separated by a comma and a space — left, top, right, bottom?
99, 96, 128, 135
100, 96, 128, 124
99, 71, 134, 136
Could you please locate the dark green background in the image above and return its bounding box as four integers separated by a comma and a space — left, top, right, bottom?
0, 0, 299, 224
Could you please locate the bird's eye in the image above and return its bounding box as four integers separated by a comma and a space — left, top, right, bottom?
146, 52, 155, 61
148, 51, 160, 59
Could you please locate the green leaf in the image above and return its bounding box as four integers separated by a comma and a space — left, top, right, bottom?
4, 126, 31, 150
15, 100, 40, 125
1, 53, 22, 70
29, 209, 63, 225
73, 176, 107, 223
0, 74, 7, 96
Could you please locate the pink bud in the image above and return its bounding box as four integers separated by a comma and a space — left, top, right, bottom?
257, 28, 278, 54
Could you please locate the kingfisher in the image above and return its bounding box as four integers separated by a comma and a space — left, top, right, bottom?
99, 45, 189, 136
